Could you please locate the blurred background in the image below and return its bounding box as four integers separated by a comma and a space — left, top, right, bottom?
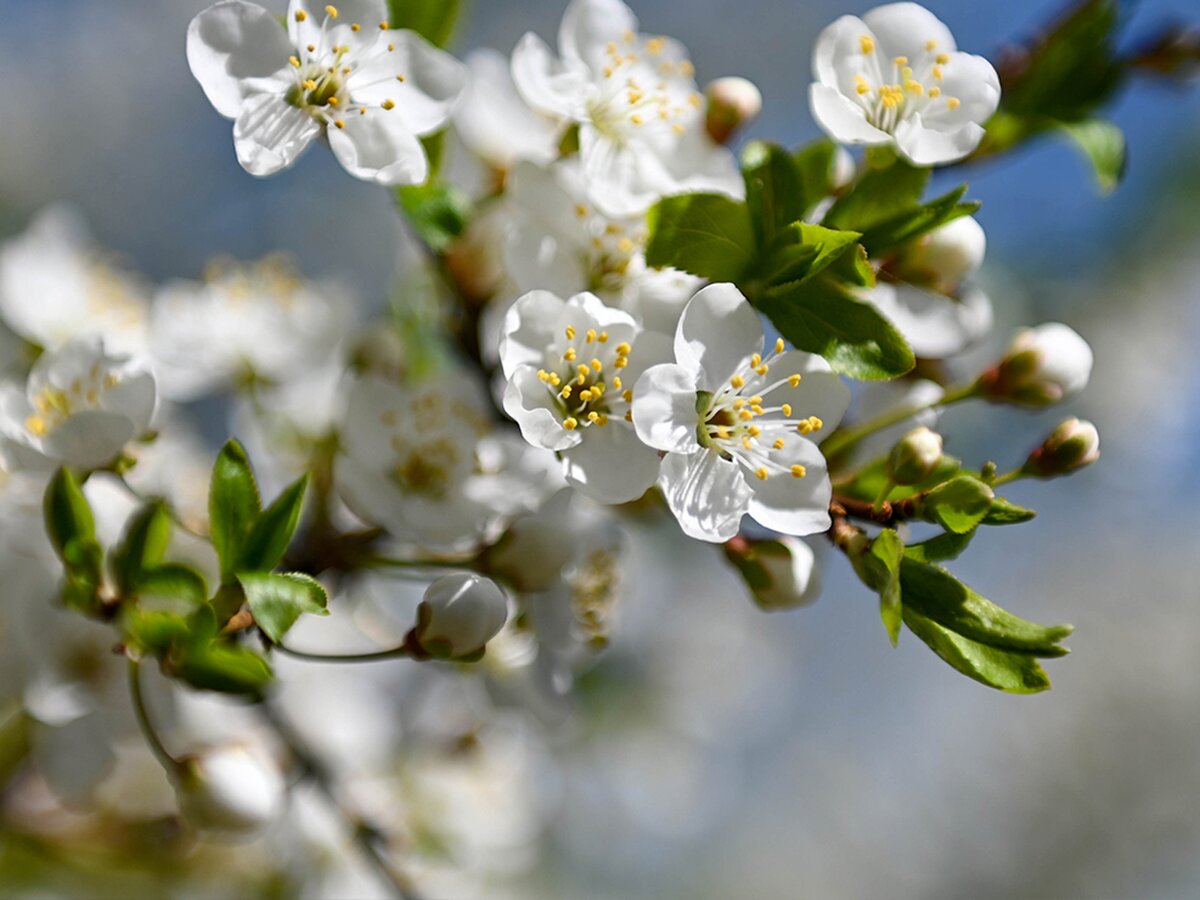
0, 0, 1198, 897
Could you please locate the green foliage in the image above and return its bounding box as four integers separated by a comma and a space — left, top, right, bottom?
983, 496, 1037, 525
109, 503, 171, 597
824, 158, 930, 232
903, 530, 975, 564
922, 475, 995, 534
759, 223, 862, 288
1060, 119, 1126, 193
645, 193, 757, 282
870, 529, 904, 646
43, 467, 94, 562
386, 0, 463, 47
902, 607, 1053, 694
396, 180, 475, 253
741, 140, 837, 246
857, 186, 980, 258
239, 572, 330, 644
209, 440, 262, 584
242, 477, 309, 574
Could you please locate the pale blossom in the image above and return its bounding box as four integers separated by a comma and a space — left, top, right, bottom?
413, 573, 509, 661
176, 743, 286, 834
981, 322, 1094, 406
0, 337, 156, 471
511, 0, 743, 215
187, 0, 467, 184
810, 2, 1000, 165
632, 284, 850, 542
499, 290, 670, 504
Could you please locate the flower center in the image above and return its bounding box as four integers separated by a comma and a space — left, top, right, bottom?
696, 339, 823, 481
586, 31, 700, 144
25, 365, 121, 438
540, 325, 634, 432
852, 36, 961, 132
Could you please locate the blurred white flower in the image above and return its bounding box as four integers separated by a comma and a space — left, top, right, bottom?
724, 535, 823, 610
632, 284, 850, 542
187, 0, 467, 184
499, 290, 670, 504
982, 322, 1094, 407
810, 2, 1000, 165
0, 337, 155, 470
150, 255, 354, 400
176, 742, 286, 834
0, 205, 150, 357
415, 572, 509, 661
511, 0, 742, 215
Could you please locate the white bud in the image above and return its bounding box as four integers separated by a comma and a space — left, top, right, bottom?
914, 216, 987, 288
175, 744, 285, 835
983, 323, 1093, 407
1024, 417, 1100, 477
887, 426, 944, 485
724, 536, 821, 610
415, 573, 508, 660
705, 76, 762, 144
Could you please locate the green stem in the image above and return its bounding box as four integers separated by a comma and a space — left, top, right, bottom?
127, 659, 179, 775
820, 381, 979, 462
991, 468, 1024, 487
273, 643, 412, 664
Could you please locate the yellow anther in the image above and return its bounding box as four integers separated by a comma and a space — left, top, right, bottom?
750, 396, 764, 405
790, 465, 807, 478
578, 364, 591, 379
730, 374, 746, 389
564, 348, 577, 362
380, 20, 390, 29
396, 74, 406, 82
598, 332, 609, 343
688, 92, 702, 107
617, 237, 635, 254
751, 353, 762, 367
810, 416, 824, 431
773, 438, 786, 450
715, 426, 731, 439
860, 35, 875, 54
733, 398, 747, 410
622, 389, 633, 403
932, 66, 944, 80
646, 37, 666, 55
574, 204, 588, 218
774, 338, 785, 354
901, 66, 913, 79
591, 381, 605, 395
586, 328, 597, 343
289, 55, 301, 68
563, 417, 578, 430
381, 99, 395, 110
755, 467, 769, 481
565, 325, 576, 340
325, 5, 339, 18
387, 42, 395, 51
742, 436, 754, 450
756, 365, 770, 376
946, 97, 961, 110
561, 384, 573, 398
587, 411, 601, 423
936, 53, 950, 65
630, 114, 645, 125
295, 9, 308, 21
614, 357, 628, 369
672, 123, 686, 135
537, 369, 549, 382
303, 79, 317, 90
926, 39, 938, 51
611, 376, 622, 390
25, 415, 47, 436
748, 426, 762, 438
929, 86, 942, 98
739, 409, 754, 421
334, 118, 346, 128
679, 60, 695, 76
906, 80, 924, 95
603, 66, 614, 78
327, 95, 339, 105
894, 56, 908, 66
787, 374, 802, 388
590, 358, 603, 372
351, 22, 361, 31
615, 342, 631, 356
579, 389, 594, 402
781, 403, 792, 417
307, 43, 316, 52
751, 404, 765, 416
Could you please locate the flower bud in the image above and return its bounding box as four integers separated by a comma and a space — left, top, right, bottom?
175, 744, 285, 835
724, 535, 821, 610
886, 426, 944, 486
705, 77, 762, 145
1022, 417, 1100, 478
889, 216, 986, 293
414, 573, 508, 661
980, 323, 1093, 407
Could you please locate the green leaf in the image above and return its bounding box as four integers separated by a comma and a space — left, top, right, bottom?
792, 139, 839, 215
44, 467, 94, 562
209, 440, 261, 584
757, 277, 914, 380
902, 606, 1053, 694
110, 503, 171, 596
899, 558, 1072, 656
1060, 119, 1126, 193
983, 496, 1037, 525
742, 141, 808, 247
396, 180, 474, 253
175, 642, 273, 697
645, 193, 757, 282
386, 0, 462, 47
823, 158, 930, 232
922, 475, 995, 534
759, 223, 863, 289
138, 564, 209, 607
837, 454, 962, 503
903, 530, 975, 564
241, 476, 308, 573
239, 572, 330, 644
857, 186, 980, 257
871, 529, 904, 646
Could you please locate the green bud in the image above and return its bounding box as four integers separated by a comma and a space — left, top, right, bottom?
886, 426, 944, 486
1022, 417, 1100, 478
705, 77, 762, 145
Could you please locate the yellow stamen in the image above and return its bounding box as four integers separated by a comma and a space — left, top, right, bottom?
774, 338, 785, 354
781, 403, 792, 417
381, 99, 395, 110
730, 374, 746, 389
946, 97, 961, 110
295, 10, 308, 22
755, 467, 769, 481
790, 465, 807, 478
289, 55, 301, 68
860, 35, 875, 54
563, 417, 578, 430
787, 374, 802, 388
325, 5, 339, 19
773, 438, 786, 450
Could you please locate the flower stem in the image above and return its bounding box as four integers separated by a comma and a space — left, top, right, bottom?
991, 468, 1024, 487
820, 381, 980, 462
127, 659, 180, 775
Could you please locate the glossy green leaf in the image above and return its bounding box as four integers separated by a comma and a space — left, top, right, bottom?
121, 608, 192, 656
742, 141, 807, 246
44, 467, 94, 562
645, 193, 757, 282
138, 564, 209, 607
983, 496, 1037, 525
387, 0, 462, 47
899, 558, 1072, 656
792, 139, 839, 216
396, 179, 474, 253
241, 476, 308, 574
209, 440, 261, 584
858, 186, 979, 257
1060, 119, 1126, 192
903, 530, 975, 564
903, 606, 1052, 694
923, 475, 995, 534
174, 642, 273, 697
823, 158, 930, 231
110, 503, 171, 596
239, 572, 330, 644
838, 455, 963, 503
759, 223, 863, 288
871, 528, 904, 646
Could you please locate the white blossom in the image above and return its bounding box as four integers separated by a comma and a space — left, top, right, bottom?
810, 2, 1000, 165
499, 290, 670, 504
176, 743, 286, 834
511, 0, 743, 215
187, 0, 467, 184
414, 572, 509, 660
0, 206, 150, 357
632, 284, 850, 542
0, 337, 156, 470
982, 322, 1094, 406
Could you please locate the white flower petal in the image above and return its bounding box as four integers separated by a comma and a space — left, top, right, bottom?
288, 0, 387, 51
499, 290, 568, 378
327, 111, 427, 185
511, 32, 588, 120
503, 365, 580, 453
659, 449, 751, 543
809, 83, 892, 146
812, 14, 870, 85
893, 115, 985, 166
674, 283, 763, 390
348, 30, 467, 136
861, 2, 957, 59
769, 351, 851, 432
100, 371, 156, 435
561, 423, 660, 504
42, 410, 136, 470
919, 52, 1001, 128
454, 49, 561, 168
187, 0, 292, 119
558, 0, 639, 70
233, 92, 320, 177
631, 363, 700, 454
747, 438, 832, 537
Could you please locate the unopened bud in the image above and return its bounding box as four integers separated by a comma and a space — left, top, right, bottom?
887, 426, 944, 486
980, 323, 1093, 407
724, 535, 820, 610
705, 76, 762, 145
413, 573, 508, 661
1022, 417, 1100, 478
175, 744, 285, 835
891, 216, 986, 293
